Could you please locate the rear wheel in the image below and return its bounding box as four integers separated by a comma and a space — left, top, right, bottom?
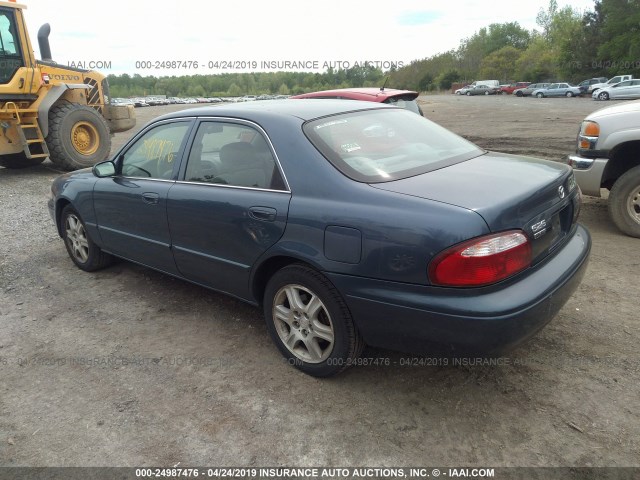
61, 205, 113, 271
47, 102, 111, 171
566, 91, 574, 97
485, 91, 490, 95
536, 92, 544, 98
516, 91, 523, 97
263, 264, 364, 377
466, 91, 471, 96
0, 152, 45, 169
598, 91, 609, 101
608, 166, 640, 238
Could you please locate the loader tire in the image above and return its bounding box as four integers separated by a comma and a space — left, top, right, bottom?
46, 102, 111, 171
0, 152, 45, 169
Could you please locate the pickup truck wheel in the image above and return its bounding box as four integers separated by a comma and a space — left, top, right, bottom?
608, 166, 640, 238
597, 91, 609, 101
536, 92, 544, 98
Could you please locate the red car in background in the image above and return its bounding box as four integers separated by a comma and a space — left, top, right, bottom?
500, 82, 531, 94
291, 87, 424, 116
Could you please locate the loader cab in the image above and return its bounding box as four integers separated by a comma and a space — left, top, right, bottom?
0, 5, 25, 84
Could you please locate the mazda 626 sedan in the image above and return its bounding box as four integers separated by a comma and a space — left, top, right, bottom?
49, 100, 591, 377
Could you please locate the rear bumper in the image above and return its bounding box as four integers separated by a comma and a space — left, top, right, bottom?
568, 155, 608, 197
326, 225, 591, 355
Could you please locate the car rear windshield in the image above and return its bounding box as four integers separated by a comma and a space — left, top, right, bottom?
303, 108, 483, 183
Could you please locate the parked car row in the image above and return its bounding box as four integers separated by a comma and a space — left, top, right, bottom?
455, 82, 583, 98
112, 95, 291, 108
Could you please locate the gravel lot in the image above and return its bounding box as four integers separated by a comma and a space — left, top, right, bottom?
1, 95, 638, 469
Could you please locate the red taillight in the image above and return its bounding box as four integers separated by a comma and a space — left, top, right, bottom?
429, 231, 532, 287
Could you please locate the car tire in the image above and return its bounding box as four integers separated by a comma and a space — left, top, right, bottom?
61, 205, 114, 271
566, 91, 574, 97
536, 92, 544, 98
466, 91, 471, 96
598, 91, 609, 101
485, 91, 490, 95
0, 152, 45, 169
263, 264, 364, 377
608, 166, 640, 238
516, 91, 523, 97
47, 102, 111, 171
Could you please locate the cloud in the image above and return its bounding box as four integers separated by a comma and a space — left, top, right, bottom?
397, 11, 443, 26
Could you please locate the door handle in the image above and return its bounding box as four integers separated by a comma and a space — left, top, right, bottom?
249, 206, 277, 222
142, 192, 160, 205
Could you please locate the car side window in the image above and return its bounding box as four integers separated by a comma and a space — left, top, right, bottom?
184, 121, 286, 190
120, 122, 190, 179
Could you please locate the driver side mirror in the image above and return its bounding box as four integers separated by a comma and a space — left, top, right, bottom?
92, 161, 116, 177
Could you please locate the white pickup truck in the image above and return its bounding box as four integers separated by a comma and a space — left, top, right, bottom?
568, 100, 640, 237
588, 75, 633, 94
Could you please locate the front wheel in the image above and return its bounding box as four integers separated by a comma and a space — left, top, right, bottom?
485, 91, 490, 95
566, 91, 574, 97
516, 91, 523, 97
608, 166, 640, 238
47, 102, 111, 171
263, 264, 364, 377
466, 91, 471, 96
598, 91, 609, 101
61, 205, 114, 271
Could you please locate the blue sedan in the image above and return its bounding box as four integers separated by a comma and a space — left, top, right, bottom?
48, 100, 591, 377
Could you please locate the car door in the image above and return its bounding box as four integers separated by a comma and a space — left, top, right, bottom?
167, 119, 291, 300
612, 80, 639, 99
93, 119, 193, 274
629, 80, 640, 99
554, 84, 567, 96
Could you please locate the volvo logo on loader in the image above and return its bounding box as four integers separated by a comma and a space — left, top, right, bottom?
48, 73, 82, 81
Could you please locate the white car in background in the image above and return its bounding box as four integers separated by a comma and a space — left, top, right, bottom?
593, 79, 640, 101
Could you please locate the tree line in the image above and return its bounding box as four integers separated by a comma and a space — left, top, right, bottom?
107, 0, 639, 97
107, 66, 387, 98
389, 0, 640, 90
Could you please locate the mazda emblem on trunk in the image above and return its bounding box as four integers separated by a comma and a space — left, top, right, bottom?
558, 186, 565, 199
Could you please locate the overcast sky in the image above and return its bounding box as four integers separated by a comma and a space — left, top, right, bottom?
22, 0, 597, 76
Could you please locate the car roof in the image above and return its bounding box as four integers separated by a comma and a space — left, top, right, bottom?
151, 99, 398, 123
290, 87, 419, 102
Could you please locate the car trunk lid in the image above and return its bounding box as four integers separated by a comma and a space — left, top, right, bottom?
371, 152, 579, 263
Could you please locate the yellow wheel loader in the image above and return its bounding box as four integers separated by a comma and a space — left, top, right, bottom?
0, 0, 135, 170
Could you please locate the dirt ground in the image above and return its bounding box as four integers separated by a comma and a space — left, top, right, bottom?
0, 95, 638, 469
